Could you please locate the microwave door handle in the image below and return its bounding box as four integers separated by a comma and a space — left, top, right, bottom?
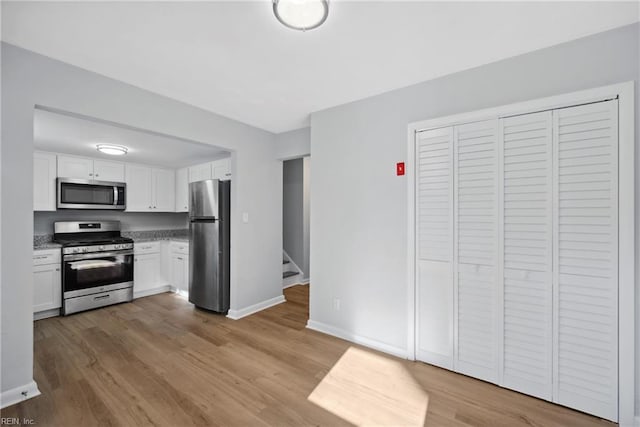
114, 186, 118, 206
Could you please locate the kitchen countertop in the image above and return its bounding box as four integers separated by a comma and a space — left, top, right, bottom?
132, 236, 189, 243
34, 229, 188, 250
34, 242, 62, 250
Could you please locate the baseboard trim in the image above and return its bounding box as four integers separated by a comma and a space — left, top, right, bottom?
133, 285, 171, 299
227, 295, 286, 320
306, 320, 408, 359
283, 281, 309, 289
1, 381, 40, 409
33, 308, 60, 321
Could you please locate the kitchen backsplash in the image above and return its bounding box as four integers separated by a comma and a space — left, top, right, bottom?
34, 211, 188, 235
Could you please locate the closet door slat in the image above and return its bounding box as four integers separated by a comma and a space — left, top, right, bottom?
553, 100, 618, 421
454, 119, 499, 383
416, 127, 454, 369
501, 111, 553, 400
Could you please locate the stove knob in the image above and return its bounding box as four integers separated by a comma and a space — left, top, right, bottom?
99, 245, 105, 251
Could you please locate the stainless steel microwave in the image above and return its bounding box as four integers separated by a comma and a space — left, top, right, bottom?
57, 178, 126, 210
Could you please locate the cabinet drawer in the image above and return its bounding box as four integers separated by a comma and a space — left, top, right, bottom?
134, 241, 161, 254
171, 241, 189, 255
33, 249, 61, 266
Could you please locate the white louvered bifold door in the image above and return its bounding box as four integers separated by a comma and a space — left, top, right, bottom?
454, 119, 499, 383
500, 111, 553, 400
553, 100, 618, 421
415, 126, 455, 369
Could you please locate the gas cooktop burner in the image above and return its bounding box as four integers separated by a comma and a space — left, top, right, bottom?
53, 221, 134, 255
57, 237, 134, 247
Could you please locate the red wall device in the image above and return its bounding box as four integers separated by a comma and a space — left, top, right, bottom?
396, 162, 405, 176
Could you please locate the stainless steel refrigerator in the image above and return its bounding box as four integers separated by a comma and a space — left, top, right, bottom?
188, 179, 230, 313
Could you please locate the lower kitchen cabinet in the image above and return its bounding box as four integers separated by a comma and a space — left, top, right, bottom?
171, 254, 189, 295
33, 249, 62, 318
170, 241, 190, 296
134, 241, 164, 297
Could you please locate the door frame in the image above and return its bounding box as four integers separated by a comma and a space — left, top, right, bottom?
406, 81, 635, 424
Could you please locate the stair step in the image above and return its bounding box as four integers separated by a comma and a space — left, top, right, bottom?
283, 271, 298, 279
283, 260, 290, 265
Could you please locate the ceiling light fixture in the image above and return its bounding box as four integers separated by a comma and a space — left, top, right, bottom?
96, 144, 128, 156
273, 0, 329, 31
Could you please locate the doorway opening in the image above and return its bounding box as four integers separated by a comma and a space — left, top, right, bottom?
282, 157, 310, 290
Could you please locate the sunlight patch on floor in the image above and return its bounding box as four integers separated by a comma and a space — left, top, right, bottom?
308, 346, 429, 426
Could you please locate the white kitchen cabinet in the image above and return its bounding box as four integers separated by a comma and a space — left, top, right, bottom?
33, 249, 62, 315
175, 167, 189, 212
188, 162, 212, 183
126, 164, 175, 212
171, 254, 189, 295
211, 158, 232, 180
57, 155, 94, 179
134, 252, 161, 294
126, 164, 153, 211
58, 155, 125, 182
93, 159, 125, 182
33, 152, 57, 211
170, 241, 189, 295
152, 168, 175, 212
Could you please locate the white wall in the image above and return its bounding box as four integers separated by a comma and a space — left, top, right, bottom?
1, 43, 283, 399
275, 127, 310, 160
309, 23, 640, 415
34, 211, 188, 235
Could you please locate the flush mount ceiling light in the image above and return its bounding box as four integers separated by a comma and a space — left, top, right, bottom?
96, 144, 128, 156
273, 0, 329, 31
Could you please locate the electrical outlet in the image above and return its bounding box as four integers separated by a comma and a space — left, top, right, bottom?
333, 298, 341, 311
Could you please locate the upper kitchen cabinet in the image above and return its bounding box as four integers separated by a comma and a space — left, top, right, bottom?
57, 155, 93, 179
152, 168, 176, 211
126, 164, 153, 211
93, 160, 126, 182
57, 155, 125, 182
188, 162, 212, 183
211, 158, 232, 180
188, 157, 232, 183
175, 167, 189, 212
33, 152, 57, 211
125, 164, 175, 212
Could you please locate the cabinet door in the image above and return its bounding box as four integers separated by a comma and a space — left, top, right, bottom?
553, 100, 618, 421
125, 164, 152, 211
501, 111, 553, 400
415, 126, 454, 369
188, 163, 212, 183
33, 152, 57, 211
134, 253, 159, 293
211, 158, 232, 180
175, 167, 189, 212
152, 169, 176, 212
33, 264, 61, 312
57, 155, 94, 179
454, 119, 499, 383
93, 160, 125, 182
171, 254, 187, 295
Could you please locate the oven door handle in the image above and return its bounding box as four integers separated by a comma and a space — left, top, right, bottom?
64, 250, 134, 261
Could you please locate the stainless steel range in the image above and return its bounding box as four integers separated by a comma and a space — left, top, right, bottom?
54, 221, 134, 315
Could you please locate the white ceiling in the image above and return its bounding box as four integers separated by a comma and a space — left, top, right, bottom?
3, 1, 639, 133
34, 108, 229, 168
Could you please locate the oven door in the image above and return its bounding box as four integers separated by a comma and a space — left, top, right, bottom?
62, 250, 134, 298
57, 178, 126, 210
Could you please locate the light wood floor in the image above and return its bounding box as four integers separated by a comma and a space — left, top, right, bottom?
2, 285, 615, 426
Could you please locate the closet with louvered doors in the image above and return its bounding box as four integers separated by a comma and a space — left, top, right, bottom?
414, 98, 620, 422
